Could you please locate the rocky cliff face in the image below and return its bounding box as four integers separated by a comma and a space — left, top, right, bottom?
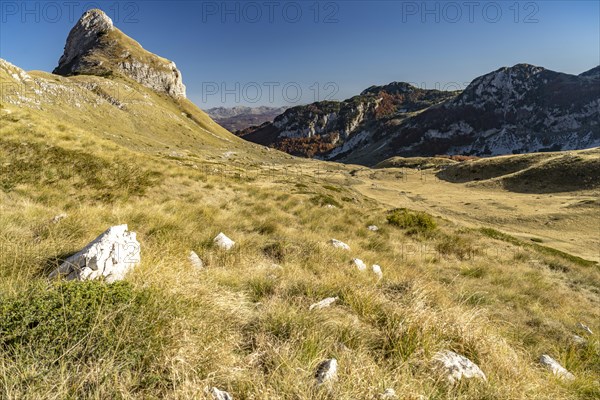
53, 9, 186, 99
238, 84, 455, 158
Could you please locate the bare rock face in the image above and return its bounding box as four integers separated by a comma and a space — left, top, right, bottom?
54, 9, 186, 99
54, 9, 114, 74
49, 224, 140, 283
432, 350, 487, 384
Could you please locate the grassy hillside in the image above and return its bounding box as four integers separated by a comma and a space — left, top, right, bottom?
1, 60, 599, 399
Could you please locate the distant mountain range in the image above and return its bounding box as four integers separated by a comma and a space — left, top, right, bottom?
237, 64, 600, 165
207, 106, 288, 132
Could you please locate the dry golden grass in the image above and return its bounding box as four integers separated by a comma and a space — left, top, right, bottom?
1, 65, 599, 399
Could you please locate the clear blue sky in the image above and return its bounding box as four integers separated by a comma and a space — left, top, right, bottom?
1, 1, 598, 108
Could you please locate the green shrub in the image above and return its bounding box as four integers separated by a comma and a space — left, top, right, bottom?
387, 208, 437, 235
0, 281, 172, 367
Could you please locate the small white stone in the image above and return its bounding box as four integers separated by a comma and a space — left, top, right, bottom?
330, 239, 350, 251
214, 232, 235, 250
372, 264, 383, 279
189, 250, 203, 269
378, 388, 397, 399
433, 350, 487, 384
577, 322, 593, 335
572, 335, 587, 345
315, 358, 337, 385
309, 297, 338, 311
539, 354, 575, 381
210, 387, 233, 400
51, 213, 67, 224
368, 225, 379, 231
352, 258, 367, 271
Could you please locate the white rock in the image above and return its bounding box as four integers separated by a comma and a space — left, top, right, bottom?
433, 350, 487, 384
214, 233, 235, 250
51, 213, 67, 224
49, 224, 140, 283
324, 204, 336, 209
539, 355, 575, 381
330, 239, 350, 250
189, 251, 203, 269
368, 225, 379, 231
572, 335, 587, 345
372, 264, 383, 279
315, 358, 337, 385
378, 388, 397, 399
309, 297, 338, 311
352, 258, 367, 271
577, 322, 593, 335
210, 387, 233, 400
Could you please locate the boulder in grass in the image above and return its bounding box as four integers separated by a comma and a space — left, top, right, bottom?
309, 297, 338, 310
49, 224, 140, 283
539, 355, 575, 381
577, 322, 593, 335
433, 350, 487, 384
214, 232, 235, 250
352, 258, 367, 271
368, 225, 379, 231
51, 213, 67, 224
372, 264, 383, 279
330, 239, 350, 250
189, 250, 203, 269
315, 358, 337, 386
209, 387, 233, 400
378, 388, 397, 399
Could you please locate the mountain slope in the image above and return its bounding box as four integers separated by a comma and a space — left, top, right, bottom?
239, 64, 600, 165
238, 83, 457, 158
206, 105, 288, 131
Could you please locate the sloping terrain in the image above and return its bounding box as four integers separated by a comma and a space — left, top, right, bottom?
437, 148, 600, 193
1, 9, 599, 400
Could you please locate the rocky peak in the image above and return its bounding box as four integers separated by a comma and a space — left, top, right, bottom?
454, 63, 547, 108
53, 9, 186, 99
361, 81, 417, 96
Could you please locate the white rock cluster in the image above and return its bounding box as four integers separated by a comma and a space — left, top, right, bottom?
433, 350, 487, 384
49, 224, 140, 283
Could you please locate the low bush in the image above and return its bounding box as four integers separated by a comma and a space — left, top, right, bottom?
387, 208, 437, 235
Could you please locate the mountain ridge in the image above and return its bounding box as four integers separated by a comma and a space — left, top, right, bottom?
238, 64, 600, 165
